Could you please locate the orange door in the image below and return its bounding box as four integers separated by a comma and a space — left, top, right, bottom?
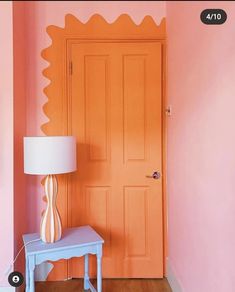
68, 41, 163, 278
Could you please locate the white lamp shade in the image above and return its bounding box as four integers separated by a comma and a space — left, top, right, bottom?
24, 136, 77, 175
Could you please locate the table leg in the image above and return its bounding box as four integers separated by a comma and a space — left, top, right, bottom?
28, 255, 35, 292
29, 269, 35, 292
25, 256, 29, 292
97, 254, 102, 292
84, 254, 89, 290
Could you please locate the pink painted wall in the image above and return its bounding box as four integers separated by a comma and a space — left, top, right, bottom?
0, 1, 14, 287
0, 2, 28, 288
167, 1, 235, 291
23, 1, 166, 232
13, 1, 28, 284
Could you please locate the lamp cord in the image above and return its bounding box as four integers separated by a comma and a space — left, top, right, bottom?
0, 238, 41, 283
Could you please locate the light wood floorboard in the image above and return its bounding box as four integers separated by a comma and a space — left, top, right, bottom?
35, 278, 172, 292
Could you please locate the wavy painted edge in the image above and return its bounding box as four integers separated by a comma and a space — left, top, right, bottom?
41, 13, 166, 135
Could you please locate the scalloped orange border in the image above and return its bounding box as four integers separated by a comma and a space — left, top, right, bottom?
41, 14, 166, 135
41, 14, 166, 280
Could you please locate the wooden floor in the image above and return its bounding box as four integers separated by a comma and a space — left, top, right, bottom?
35, 278, 172, 292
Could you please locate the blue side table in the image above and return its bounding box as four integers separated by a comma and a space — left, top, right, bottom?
23, 226, 104, 292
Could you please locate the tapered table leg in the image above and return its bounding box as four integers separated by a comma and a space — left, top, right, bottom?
84, 254, 89, 290
28, 255, 35, 292
97, 254, 102, 292
29, 269, 34, 292
25, 256, 29, 292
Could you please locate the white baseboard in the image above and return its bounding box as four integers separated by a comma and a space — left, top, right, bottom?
166, 258, 183, 292
0, 287, 15, 292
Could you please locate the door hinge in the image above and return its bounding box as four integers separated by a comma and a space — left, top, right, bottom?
69, 61, 73, 75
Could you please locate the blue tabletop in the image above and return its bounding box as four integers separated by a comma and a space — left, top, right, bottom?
23, 226, 104, 255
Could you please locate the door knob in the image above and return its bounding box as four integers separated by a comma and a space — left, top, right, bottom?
146, 171, 161, 180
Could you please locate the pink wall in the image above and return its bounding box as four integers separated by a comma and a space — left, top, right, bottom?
23, 1, 166, 232
0, 1, 14, 288
0, 2, 28, 288
167, 1, 235, 291
13, 1, 28, 283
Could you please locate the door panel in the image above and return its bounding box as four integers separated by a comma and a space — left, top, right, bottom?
68, 42, 163, 278
124, 56, 146, 161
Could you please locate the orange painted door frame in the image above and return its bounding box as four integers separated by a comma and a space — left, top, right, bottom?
41, 14, 167, 280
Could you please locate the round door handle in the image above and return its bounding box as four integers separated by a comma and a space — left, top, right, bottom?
146, 171, 161, 180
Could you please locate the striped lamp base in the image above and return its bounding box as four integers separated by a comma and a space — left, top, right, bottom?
40, 174, 62, 243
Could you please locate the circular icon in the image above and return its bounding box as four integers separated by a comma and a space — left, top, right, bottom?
8, 271, 24, 287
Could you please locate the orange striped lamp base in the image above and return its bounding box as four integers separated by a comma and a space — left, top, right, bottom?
40, 174, 62, 243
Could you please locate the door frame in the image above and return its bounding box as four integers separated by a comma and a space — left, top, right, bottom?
41, 13, 167, 279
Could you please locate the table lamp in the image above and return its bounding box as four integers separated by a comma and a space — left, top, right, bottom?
24, 136, 77, 243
